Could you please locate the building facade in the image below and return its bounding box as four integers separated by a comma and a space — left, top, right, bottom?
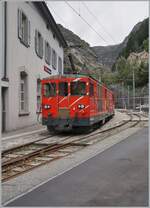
127, 50, 149, 64
0, 2, 3, 136
1, 2, 67, 132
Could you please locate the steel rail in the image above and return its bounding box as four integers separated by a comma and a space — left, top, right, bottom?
3, 112, 142, 182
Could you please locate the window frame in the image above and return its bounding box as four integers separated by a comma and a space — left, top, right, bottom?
45, 41, 51, 65
52, 49, 57, 70
58, 56, 62, 75
20, 79, 25, 111
35, 29, 43, 59
70, 81, 86, 96
89, 83, 94, 97
43, 82, 56, 97
58, 82, 68, 96
18, 8, 30, 48
37, 79, 41, 113
19, 71, 29, 116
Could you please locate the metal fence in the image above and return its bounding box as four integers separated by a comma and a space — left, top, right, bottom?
115, 96, 149, 112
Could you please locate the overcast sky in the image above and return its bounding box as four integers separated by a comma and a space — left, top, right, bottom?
47, 1, 148, 47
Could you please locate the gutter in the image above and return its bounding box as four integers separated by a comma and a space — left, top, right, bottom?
2, 2, 9, 82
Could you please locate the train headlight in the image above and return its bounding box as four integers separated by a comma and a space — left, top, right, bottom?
44, 104, 51, 109
78, 104, 85, 109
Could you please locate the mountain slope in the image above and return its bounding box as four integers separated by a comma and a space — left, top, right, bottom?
119, 18, 148, 58
91, 43, 123, 68
57, 24, 108, 75
92, 17, 148, 69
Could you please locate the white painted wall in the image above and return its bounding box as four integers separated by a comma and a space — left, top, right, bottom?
6, 2, 64, 131
0, 2, 3, 136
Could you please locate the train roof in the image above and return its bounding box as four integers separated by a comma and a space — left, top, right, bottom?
42, 74, 113, 93
43, 74, 101, 83
43, 74, 111, 92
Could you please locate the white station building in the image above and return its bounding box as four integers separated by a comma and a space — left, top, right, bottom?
1, 2, 67, 132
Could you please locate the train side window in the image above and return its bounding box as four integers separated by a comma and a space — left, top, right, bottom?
59, 82, 68, 96
44, 83, 56, 97
89, 83, 94, 96
71, 81, 86, 96
98, 85, 101, 97
98, 85, 103, 112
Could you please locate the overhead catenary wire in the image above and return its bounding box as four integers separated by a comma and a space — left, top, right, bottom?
48, 4, 69, 29
82, 1, 116, 44
65, 1, 108, 45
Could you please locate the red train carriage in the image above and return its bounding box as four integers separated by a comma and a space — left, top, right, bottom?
41, 74, 115, 131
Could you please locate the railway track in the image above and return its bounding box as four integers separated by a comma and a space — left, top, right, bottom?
2, 112, 147, 182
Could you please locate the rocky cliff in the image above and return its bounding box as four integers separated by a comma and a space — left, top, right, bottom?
92, 18, 148, 69
57, 24, 108, 76
58, 17, 148, 74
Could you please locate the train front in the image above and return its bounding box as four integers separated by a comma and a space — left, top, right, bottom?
41, 76, 90, 131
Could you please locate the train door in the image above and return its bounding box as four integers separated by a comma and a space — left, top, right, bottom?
104, 88, 107, 111
89, 81, 95, 116
42, 81, 57, 118
98, 84, 102, 113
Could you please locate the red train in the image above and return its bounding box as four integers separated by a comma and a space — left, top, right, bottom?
41, 74, 115, 132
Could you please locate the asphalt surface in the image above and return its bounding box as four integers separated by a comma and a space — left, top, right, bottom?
6, 127, 148, 207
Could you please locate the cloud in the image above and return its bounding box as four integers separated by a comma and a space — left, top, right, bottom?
47, 1, 148, 46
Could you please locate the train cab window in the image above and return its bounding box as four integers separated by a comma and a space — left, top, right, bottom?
71, 81, 86, 96
59, 82, 68, 96
89, 83, 94, 96
44, 83, 56, 97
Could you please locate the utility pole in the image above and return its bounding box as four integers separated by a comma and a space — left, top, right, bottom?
122, 81, 125, 109
127, 85, 130, 109
122, 82, 124, 109
132, 67, 135, 110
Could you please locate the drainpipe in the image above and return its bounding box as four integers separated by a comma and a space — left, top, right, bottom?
2, 2, 9, 81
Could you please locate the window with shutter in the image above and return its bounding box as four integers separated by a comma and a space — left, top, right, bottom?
17, 9, 30, 47
35, 30, 43, 59
52, 49, 57, 70
19, 71, 29, 115
41, 36, 43, 58
35, 29, 38, 54
37, 79, 41, 113
45, 41, 51, 65
28, 20, 30, 46
18, 9, 22, 39
58, 57, 62, 74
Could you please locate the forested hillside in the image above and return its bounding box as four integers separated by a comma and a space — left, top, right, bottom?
119, 18, 148, 58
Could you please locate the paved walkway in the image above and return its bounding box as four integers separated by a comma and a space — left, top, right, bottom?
2, 124, 46, 140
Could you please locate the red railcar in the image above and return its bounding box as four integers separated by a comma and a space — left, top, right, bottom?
41, 74, 115, 131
